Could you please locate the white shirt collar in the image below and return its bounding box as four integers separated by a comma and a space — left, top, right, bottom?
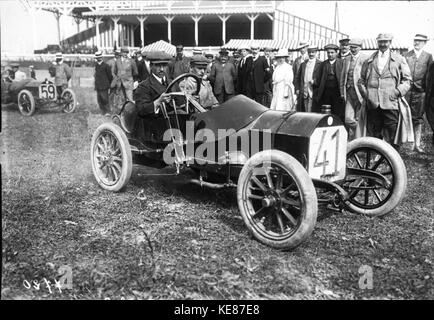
414, 48, 424, 58
152, 73, 165, 84
329, 59, 336, 65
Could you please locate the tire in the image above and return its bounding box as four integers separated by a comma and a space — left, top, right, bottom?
237, 150, 318, 250
61, 88, 77, 113
91, 122, 133, 192
17, 90, 36, 116
343, 137, 407, 217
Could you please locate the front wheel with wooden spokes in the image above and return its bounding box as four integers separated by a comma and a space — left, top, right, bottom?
237, 150, 318, 250
91, 122, 132, 192
342, 137, 407, 217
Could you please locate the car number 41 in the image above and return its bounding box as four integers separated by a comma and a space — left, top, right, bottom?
308, 126, 347, 182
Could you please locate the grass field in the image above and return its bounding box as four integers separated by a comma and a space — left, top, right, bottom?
1, 88, 433, 300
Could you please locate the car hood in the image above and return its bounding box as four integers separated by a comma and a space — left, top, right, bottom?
191, 95, 268, 134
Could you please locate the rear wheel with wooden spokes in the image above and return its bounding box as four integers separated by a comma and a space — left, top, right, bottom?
237, 150, 318, 250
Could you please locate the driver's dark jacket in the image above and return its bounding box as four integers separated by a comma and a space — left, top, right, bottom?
133, 74, 167, 116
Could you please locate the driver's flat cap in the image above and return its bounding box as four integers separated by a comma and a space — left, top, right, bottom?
147, 51, 173, 64
190, 55, 209, 67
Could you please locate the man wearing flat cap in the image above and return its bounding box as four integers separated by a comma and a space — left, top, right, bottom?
94, 51, 113, 115
340, 38, 368, 140
315, 43, 344, 119
169, 44, 190, 79
209, 49, 236, 104
338, 38, 351, 59
358, 33, 412, 150
180, 55, 219, 109
113, 47, 138, 102
295, 45, 322, 112
404, 34, 433, 152
133, 51, 172, 116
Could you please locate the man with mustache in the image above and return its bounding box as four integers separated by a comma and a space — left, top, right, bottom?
358, 33, 412, 150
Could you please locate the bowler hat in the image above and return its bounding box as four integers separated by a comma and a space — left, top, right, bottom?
349, 38, 363, 47
376, 33, 393, 41
324, 44, 339, 51
414, 34, 428, 41
219, 48, 229, 55
147, 51, 172, 64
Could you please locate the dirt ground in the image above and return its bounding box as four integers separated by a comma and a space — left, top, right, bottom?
1, 89, 433, 300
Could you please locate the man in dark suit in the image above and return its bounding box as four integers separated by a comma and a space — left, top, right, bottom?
134, 51, 172, 116
94, 51, 113, 115
425, 60, 434, 145
250, 43, 270, 105
263, 47, 275, 107
404, 34, 433, 152
209, 49, 237, 104
237, 46, 254, 98
293, 41, 309, 111
315, 44, 344, 119
358, 33, 411, 149
295, 46, 322, 112
169, 45, 190, 80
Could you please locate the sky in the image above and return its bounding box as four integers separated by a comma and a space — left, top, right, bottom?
1, 0, 434, 54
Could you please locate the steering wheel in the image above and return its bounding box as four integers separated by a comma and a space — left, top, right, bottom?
165, 73, 202, 96
162, 73, 203, 115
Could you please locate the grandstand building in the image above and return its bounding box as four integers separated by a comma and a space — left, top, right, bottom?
20, 0, 349, 52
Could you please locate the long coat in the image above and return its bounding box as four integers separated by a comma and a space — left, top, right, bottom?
358, 51, 411, 110
113, 57, 138, 90
404, 50, 433, 92
252, 55, 270, 94
292, 55, 307, 87
270, 62, 295, 112
94, 61, 113, 91
340, 53, 368, 103
237, 55, 254, 96
209, 61, 237, 95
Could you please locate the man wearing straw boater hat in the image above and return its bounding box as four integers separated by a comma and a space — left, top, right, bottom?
358, 33, 412, 150
94, 51, 113, 116
404, 34, 433, 153
52, 52, 72, 98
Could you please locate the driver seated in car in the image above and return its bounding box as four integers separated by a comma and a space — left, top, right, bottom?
133, 51, 172, 116
179, 55, 219, 110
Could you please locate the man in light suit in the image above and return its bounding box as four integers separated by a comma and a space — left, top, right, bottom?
113, 47, 138, 102
340, 38, 368, 140
209, 49, 237, 104
295, 45, 322, 112
404, 34, 433, 153
358, 33, 412, 149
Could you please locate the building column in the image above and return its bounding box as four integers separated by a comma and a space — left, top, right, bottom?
137, 16, 147, 48
95, 17, 101, 49
112, 16, 120, 48
247, 14, 259, 40
192, 15, 202, 47
164, 15, 174, 44
130, 25, 135, 47
218, 14, 230, 46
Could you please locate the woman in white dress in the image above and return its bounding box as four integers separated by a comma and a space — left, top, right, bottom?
270, 49, 295, 112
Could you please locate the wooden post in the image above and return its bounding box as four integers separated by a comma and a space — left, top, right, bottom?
192, 15, 202, 47
164, 15, 174, 44
247, 14, 259, 40
218, 15, 230, 46
112, 16, 120, 48
137, 16, 148, 48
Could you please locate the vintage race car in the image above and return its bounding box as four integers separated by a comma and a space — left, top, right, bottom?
90, 74, 407, 250
1, 78, 76, 116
